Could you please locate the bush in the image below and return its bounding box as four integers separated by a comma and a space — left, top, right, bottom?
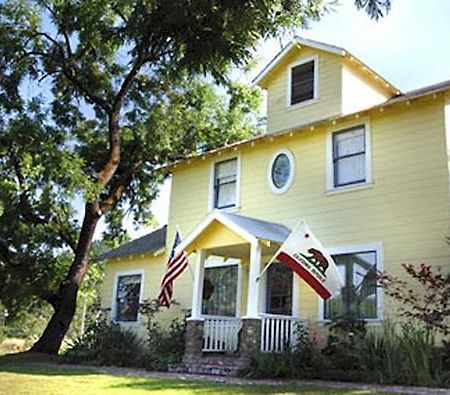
63, 314, 144, 367
140, 299, 187, 371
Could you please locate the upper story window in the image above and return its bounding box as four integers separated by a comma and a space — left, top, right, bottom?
327, 122, 372, 192
213, 158, 238, 209
323, 247, 380, 321
114, 273, 142, 322
267, 149, 295, 194
333, 126, 366, 188
288, 56, 318, 107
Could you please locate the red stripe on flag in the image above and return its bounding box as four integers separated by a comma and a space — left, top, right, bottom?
276, 251, 332, 300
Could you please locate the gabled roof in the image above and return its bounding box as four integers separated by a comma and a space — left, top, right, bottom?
97, 225, 167, 261
176, 211, 291, 254
253, 36, 400, 95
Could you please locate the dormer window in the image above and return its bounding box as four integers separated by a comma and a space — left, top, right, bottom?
288, 56, 318, 107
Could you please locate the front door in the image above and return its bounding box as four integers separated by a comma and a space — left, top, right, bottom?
265, 263, 293, 315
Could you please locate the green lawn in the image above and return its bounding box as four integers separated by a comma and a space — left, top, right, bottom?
0, 360, 399, 395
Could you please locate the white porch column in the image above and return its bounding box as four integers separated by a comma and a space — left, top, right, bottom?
245, 240, 262, 318
292, 275, 301, 317
190, 249, 206, 319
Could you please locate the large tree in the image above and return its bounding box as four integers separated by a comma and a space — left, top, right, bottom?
0, 0, 391, 354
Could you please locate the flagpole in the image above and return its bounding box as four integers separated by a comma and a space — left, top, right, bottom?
176, 224, 194, 281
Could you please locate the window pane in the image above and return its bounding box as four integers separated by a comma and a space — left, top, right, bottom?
325, 251, 377, 320
334, 154, 365, 186
216, 159, 237, 179
334, 128, 365, 157
271, 153, 291, 189
202, 265, 238, 316
216, 182, 236, 208
116, 274, 141, 321
291, 61, 314, 105
266, 264, 293, 315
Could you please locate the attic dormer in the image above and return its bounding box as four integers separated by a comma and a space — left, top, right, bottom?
254, 37, 400, 134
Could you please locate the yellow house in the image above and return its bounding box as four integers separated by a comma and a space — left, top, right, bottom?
99, 37, 450, 374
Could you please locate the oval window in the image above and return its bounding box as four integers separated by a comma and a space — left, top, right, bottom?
267, 149, 295, 194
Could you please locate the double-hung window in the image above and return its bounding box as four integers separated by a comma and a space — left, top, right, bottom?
324, 248, 380, 320
114, 273, 142, 322
332, 125, 367, 188
289, 57, 317, 106
213, 158, 237, 209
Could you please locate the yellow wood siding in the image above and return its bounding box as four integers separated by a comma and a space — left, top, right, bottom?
101, 252, 190, 330
265, 48, 342, 134
167, 97, 450, 321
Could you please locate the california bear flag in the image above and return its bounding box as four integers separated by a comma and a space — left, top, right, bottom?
275, 221, 343, 300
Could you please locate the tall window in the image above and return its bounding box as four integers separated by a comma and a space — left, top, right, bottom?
324, 250, 378, 320
290, 59, 315, 106
213, 158, 237, 209
202, 262, 238, 317
266, 264, 293, 315
115, 274, 142, 322
333, 126, 366, 188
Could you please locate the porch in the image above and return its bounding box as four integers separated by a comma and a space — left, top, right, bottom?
172, 212, 308, 375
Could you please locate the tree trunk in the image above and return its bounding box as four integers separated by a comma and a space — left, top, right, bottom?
30, 203, 100, 354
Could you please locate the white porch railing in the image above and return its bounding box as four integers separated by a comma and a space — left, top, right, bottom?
202, 316, 242, 352
260, 314, 307, 353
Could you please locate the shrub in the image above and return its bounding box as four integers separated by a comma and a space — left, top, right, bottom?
360, 321, 439, 386
63, 314, 143, 367
322, 315, 367, 372
140, 299, 187, 371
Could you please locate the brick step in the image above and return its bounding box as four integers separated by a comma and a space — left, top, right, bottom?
168, 362, 245, 377
169, 355, 251, 377
182, 355, 250, 369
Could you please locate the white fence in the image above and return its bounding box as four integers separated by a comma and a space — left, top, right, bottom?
202, 316, 242, 352
260, 314, 306, 353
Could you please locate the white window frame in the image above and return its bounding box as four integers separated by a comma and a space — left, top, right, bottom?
208, 154, 241, 212
201, 256, 242, 317
267, 148, 296, 194
286, 55, 319, 109
317, 242, 384, 324
326, 119, 373, 193
111, 269, 145, 325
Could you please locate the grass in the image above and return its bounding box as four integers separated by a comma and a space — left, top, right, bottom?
0, 354, 402, 395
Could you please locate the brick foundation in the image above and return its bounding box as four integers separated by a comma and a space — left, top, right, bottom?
238, 318, 261, 358
184, 319, 204, 361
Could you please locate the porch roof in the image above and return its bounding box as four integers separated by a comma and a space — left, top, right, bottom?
221, 212, 291, 244
177, 211, 291, 254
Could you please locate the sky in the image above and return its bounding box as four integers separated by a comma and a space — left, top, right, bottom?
126, 0, 450, 238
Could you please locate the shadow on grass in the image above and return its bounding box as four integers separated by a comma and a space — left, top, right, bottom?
109, 378, 349, 394
0, 352, 98, 376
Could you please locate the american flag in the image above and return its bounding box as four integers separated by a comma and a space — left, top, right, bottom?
157, 231, 188, 308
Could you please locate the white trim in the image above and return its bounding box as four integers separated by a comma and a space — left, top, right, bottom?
200, 256, 242, 317
191, 249, 206, 319
111, 269, 145, 325
175, 211, 257, 255
245, 240, 262, 318
267, 149, 296, 194
208, 154, 241, 212
317, 242, 384, 323
253, 37, 345, 86
326, 119, 373, 193
286, 55, 319, 108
